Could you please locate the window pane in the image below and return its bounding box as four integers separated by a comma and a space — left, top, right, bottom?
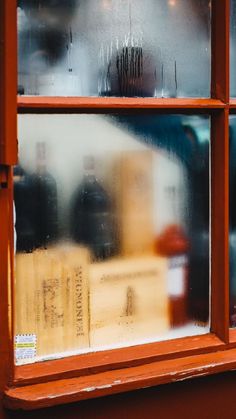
231, 0, 236, 97
230, 116, 236, 325
14, 114, 210, 364
18, 0, 211, 97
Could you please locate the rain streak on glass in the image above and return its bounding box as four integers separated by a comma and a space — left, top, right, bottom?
18, 0, 211, 97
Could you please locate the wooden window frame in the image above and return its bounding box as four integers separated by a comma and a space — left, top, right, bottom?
1, 0, 236, 411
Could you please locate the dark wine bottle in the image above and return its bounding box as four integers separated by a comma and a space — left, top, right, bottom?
71, 156, 116, 260
14, 165, 36, 252
30, 142, 58, 248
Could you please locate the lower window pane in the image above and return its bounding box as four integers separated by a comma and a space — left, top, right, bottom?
14, 114, 210, 364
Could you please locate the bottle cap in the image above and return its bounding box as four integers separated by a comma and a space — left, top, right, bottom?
156, 224, 189, 256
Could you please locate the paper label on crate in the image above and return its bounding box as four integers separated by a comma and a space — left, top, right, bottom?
167, 256, 187, 297
15, 334, 37, 360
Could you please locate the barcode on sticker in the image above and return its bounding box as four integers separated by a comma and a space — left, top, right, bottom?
15, 334, 37, 360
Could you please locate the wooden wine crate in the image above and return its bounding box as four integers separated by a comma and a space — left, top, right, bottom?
114, 150, 155, 257
14, 245, 90, 364
89, 256, 170, 348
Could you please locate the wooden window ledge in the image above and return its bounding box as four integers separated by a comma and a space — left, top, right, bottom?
17, 96, 226, 111
4, 347, 236, 411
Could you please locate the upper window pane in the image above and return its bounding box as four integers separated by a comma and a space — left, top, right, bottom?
231, 0, 236, 97
18, 0, 211, 97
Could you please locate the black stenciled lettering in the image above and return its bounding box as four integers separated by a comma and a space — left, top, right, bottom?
75, 266, 84, 337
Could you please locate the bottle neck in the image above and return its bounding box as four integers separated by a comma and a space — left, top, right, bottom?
37, 162, 47, 175
84, 168, 96, 183
36, 143, 47, 175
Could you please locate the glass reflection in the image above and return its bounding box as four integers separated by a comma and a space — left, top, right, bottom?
18, 0, 211, 97
14, 114, 210, 364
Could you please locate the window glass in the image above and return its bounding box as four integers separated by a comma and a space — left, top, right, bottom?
230, 116, 236, 326
18, 0, 211, 97
14, 114, 210, 364
231, 0, 236, 97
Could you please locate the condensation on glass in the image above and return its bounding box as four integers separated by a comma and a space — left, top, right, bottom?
230, 116, 236, 326
14, 114, 210, 364
231, 0, 236, 97
18, 0, 211, 97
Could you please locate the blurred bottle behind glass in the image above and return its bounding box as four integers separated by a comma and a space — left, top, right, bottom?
14, 165, 36, 253
71, 156, 116, 261
156, 224, 189, 327
30, 142, 58, 249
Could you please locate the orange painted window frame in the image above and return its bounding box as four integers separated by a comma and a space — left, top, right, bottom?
1, 0, 236, 411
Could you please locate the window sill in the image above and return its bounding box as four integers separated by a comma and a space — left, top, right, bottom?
13, 333, 221, 386
5, 346, 236, 411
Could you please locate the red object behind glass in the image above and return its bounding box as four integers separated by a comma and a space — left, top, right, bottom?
156, 224, 189, 327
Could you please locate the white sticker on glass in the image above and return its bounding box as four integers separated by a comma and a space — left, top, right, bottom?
15, 334, 37, 361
